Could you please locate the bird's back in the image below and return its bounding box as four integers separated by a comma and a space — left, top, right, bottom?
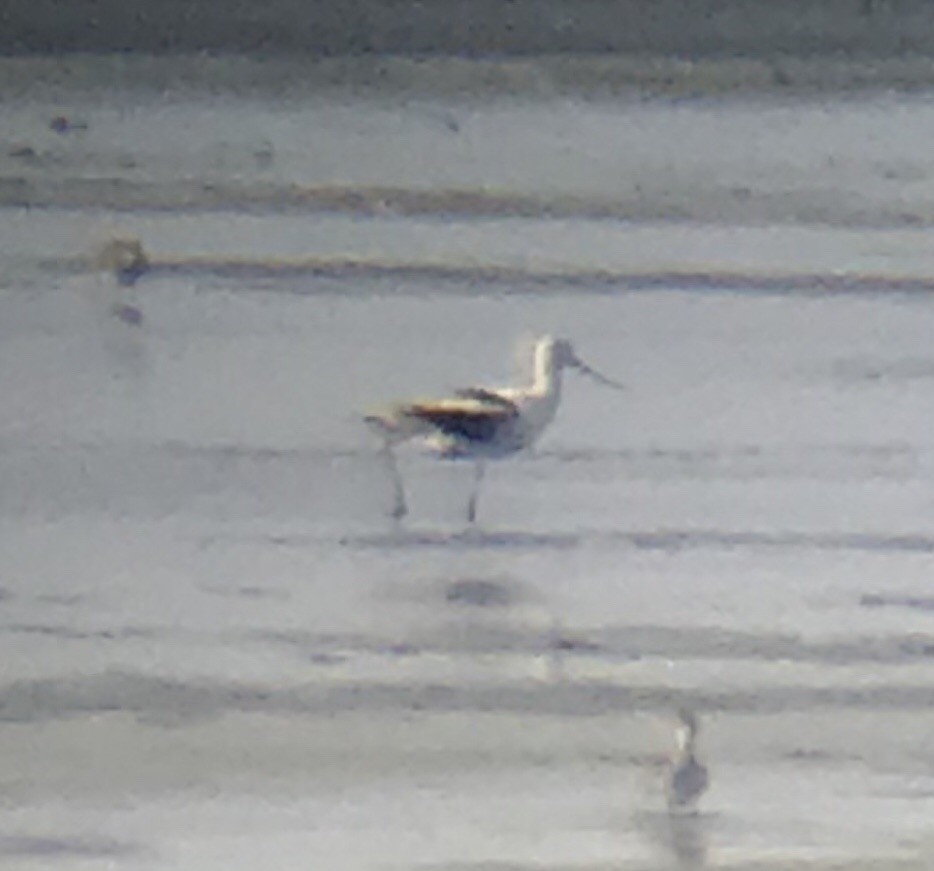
367, 394, 523, 456
667, 754, 708, 811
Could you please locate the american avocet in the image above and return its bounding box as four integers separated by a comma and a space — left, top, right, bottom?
665, 709, 709, 813
364, 335, 624, 523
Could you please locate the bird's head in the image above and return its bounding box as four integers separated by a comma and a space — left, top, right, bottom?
537, 336, 625, 390
540, 336, 576, 369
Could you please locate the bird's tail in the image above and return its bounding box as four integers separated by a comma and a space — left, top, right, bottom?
364, 404, 434, 443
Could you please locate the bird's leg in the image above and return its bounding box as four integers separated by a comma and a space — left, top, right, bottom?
379, 442, 407, 521
466, 460, 486, 524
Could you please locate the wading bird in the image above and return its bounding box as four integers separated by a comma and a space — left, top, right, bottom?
94, 237, 150, 288
665, 709, 709, 813
364, 335, 624, 523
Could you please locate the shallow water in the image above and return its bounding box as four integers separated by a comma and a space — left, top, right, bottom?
4, 61, 934, 869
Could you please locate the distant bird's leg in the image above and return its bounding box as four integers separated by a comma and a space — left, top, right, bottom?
466, 460, 486, 524
379, 442, 407, 520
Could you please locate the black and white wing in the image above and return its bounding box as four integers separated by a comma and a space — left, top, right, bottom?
400, 395, 519, 444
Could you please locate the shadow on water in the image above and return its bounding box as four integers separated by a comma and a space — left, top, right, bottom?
338, 526, 934, 555
339, 528, 580, 552
859, 593, 934, 613
597, 528, 934, 555
368, 570, 581, 666
204, 522, 934, 557
443, 576, 527, 608
197, 581, 291, 601
0, 834, 145, 861
379, 572, 537, 610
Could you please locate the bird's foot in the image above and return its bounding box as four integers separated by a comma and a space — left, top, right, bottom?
391, 500, 408, 522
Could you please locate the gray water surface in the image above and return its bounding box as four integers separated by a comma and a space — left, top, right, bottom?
4, 66, 934, 870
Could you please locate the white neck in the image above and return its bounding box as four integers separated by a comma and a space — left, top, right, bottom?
514, 340, 565, 445
531, 340, 564, 398
675, 725, 695, 755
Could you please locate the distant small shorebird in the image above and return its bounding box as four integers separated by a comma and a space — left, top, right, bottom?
665, 709, 709, 813
94, 237, 150, 288
364, 335, 624, 523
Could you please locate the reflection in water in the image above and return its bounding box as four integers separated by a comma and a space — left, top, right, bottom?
636, 810, 710, 869
382, 571, 594, 681
444, 576, 520, 608
340, 529, 580, 551
0, 835, 142, 861
434, 573, 553, 660
666, 813, 710, 869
